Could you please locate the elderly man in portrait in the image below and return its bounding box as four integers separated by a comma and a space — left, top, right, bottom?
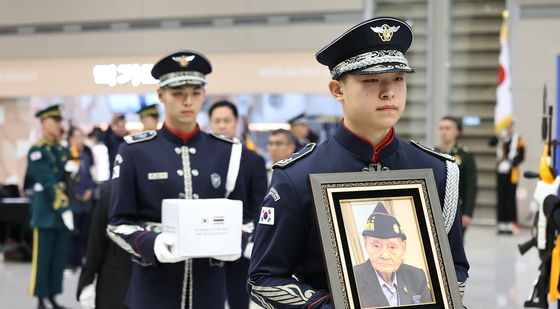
353, 202, 432, 307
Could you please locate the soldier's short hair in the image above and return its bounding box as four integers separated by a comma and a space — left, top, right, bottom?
209, 100, 238, 119
270, 129, 297, 146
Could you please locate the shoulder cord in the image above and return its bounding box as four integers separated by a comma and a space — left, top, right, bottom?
225, 139, 242, 198
443, 160, 459, 234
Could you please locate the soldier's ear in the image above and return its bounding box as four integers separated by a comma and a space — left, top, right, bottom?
328, 80, 344, 103
157, 88, 166, 103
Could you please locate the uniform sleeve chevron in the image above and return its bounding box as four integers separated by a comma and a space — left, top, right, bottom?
251, 284, 315, 307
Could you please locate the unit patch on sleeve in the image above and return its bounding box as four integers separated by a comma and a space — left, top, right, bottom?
30, 151, 42, 161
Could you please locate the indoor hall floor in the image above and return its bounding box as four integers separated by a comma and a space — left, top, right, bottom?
0, 225, 556, 309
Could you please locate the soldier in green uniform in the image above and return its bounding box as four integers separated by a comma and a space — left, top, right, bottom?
435, 116, 478, 237
137, 104, 160, 131
26, 104, 74, 309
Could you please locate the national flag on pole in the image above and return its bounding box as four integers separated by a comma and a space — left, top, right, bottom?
495, 10, 513, 133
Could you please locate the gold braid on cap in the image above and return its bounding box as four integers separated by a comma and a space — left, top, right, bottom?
139, 109, 158, 118
39, 110, 62, 119
331, 49, 411, 79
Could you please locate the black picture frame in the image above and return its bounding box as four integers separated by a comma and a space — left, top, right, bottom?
309, 169, 463, 309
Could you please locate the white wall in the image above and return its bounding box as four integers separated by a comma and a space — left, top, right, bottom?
0, 0, 361, 26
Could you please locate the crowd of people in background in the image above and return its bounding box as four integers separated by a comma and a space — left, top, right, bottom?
2, 91, 527, 308
6, 16, 529, 307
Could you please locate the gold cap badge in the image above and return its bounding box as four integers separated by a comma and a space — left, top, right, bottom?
370, 24, 400, 42
172, 55, 196, 67
364, 216, 375, 231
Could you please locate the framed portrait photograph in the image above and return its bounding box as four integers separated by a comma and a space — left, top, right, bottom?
309, 169, 463, 309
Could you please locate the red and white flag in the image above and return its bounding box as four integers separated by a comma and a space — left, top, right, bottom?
495, 10, 513, 133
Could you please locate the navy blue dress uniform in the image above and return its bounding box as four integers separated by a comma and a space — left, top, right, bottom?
107, 50, 259, 309
248, 17, 468, 309
225, 146, 267, 309
26, 105, 71, 300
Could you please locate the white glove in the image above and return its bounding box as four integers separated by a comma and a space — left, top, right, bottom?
65, 160, 80, 177
154, 233, 187, 263
534, 177, 560, 207
497, 160, 511, 174
61, 210, 74, 231
243, 242, 254, 259
212, 253, 241, 262
79, 283, 96, 308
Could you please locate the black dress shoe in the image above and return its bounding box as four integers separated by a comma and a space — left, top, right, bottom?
37, 297, 48, 309
49, 296, 68, 309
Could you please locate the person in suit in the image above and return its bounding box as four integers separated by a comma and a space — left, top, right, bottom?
66, 126, 96, 270
265, 129, 297, 183
288, 113, 319, 151
103, 114, 127, 174
26, 104, 74, 309
76, 182, 131, 309
208, 100, 268, 309
353, 202, 431, 307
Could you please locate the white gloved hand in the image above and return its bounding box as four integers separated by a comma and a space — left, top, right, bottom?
61, 210, 74, 231
243, 242, 254, 259
534, 177, 560, 207
497, 160, 511, 174
79, 283, 96, 309
212, 253, 241, 262
154, 233, 186, 263
65, 160, 80, 177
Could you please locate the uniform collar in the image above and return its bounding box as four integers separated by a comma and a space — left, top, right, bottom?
334, 121, 397, 163
38, 137, 58, 146
161, 123, 201, 145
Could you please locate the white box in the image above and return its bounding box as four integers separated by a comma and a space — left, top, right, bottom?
161, 198, 243, 258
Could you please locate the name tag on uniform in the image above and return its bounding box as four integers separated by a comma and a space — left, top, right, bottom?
148, 172, 168, 180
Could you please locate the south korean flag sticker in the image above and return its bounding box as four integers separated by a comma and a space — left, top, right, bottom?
259, 207, 274, 225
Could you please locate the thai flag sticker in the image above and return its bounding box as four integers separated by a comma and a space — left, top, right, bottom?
213, 216, 224, 224
259, 207, 274, 225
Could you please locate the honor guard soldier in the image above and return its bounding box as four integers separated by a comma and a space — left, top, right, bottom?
107, 50, 256, 309
436, 116, 478, 236
27, 104, 74, 309
137, 104, 160, 131
248, 17, 469, 308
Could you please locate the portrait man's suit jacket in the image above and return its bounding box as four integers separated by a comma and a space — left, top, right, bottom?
353, 260, 432, 307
